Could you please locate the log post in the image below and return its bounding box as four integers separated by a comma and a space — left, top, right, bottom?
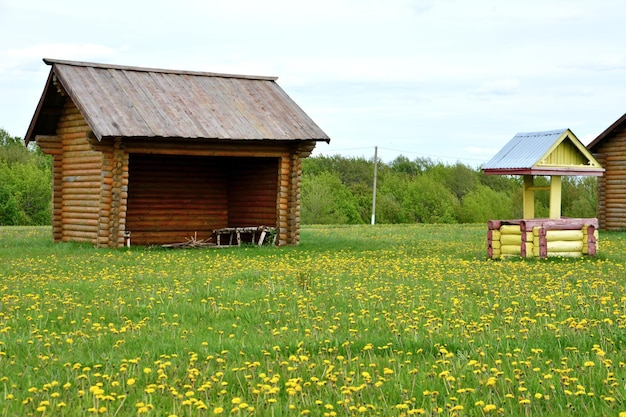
523, 175, 535, 219
549, 175, 562, 219
538, 227, 548, 258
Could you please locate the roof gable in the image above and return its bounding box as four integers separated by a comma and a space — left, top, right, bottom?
483, 129, 604, 176
25, 59, 330, 144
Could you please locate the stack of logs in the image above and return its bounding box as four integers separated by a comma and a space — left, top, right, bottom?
488, 218, 598, 259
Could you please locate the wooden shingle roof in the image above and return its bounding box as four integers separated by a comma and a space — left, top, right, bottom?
25, 58, 330, 144
483, 129, 604, 176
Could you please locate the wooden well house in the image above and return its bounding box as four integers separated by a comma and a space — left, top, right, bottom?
482, 129, 604, 259
25, 59, 330, 247
587, 113, 626, 230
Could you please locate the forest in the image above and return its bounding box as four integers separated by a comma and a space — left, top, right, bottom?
0, 129, 51, 225
301, 153, 598, 224
0, 128, 598, 226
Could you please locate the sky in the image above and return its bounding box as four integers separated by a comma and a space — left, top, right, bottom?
1, 0, 626, 166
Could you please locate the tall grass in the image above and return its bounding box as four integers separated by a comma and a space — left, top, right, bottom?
1, 225, 626, 416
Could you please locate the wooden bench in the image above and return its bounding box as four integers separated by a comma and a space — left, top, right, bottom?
213, 226, 276, 247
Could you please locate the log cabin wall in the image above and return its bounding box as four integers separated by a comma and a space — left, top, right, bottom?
35, 136, 63, 241
123, 140, 307, 246
227, 157, 279, 228
593, 126, 626, 230
125, 154, 282, 246
56, 99, 102, 244
92, 137, 130, 247
126, 154, 229, 245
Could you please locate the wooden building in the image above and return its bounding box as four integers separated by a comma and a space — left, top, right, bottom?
587, 113, 626, 230
25, 59, 330, 247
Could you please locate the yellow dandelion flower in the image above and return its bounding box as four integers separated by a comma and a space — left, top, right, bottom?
483, 404, 497, 412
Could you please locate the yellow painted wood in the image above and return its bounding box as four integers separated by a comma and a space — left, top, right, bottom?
523, 175, 535, 218
500, 225, 522, 235
549, 175, 562, 219
547, 240, 583, 252
547, 251, 583, 258
538, 129, 603, 168
501, 234, 522, 245
542, 139, 585, 165
501, 245, 521, 255
545, 230, 584, 241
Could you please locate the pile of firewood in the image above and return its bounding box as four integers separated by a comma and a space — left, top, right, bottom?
161, 233, 214, 249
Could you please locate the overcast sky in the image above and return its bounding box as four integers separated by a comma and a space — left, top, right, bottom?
1, 0, 625, 165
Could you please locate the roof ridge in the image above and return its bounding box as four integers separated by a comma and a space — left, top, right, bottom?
43, 58, 278, 81
515, 128, 568, 136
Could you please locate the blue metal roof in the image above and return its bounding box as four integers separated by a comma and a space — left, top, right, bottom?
483, 129, 568, 169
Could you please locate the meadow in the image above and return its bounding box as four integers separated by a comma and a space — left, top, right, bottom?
1, 224, 626, 416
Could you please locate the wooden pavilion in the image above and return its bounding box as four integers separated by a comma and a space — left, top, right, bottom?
25, 59, 330, 247
587, 113, 626, 230
482, 129, 604, 258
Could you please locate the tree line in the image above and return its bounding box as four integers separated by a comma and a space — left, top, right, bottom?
301, 154, 598, 224
0, 129, 597, 226
0, 129, 51, 225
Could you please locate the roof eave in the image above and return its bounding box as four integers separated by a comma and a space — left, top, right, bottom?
483, 167, 605, 176
100, 135, 331, 143
24, 69, 55, 145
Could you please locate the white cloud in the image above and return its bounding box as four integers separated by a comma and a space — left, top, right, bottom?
474, 79, 520, 96
1, 0, 626, 163
1, 43, 120, 77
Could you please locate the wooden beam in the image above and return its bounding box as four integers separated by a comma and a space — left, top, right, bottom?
549, 175, 562, 219
523, 175, 535, 219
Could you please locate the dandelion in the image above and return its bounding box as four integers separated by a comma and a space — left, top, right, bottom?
483, 404, 497, 412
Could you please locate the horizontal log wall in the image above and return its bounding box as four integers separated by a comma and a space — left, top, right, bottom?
227, 157, 279, 227
57, 100, 101, 244
126, 154, 229, 245
125, 140, 310, 246
594, 126, 626, 230
277, 156, 292, 245
487, 218, 598, 259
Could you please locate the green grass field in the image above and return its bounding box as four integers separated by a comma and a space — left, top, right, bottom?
1, 225, 626, 416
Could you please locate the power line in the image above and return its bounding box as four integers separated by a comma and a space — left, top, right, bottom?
316, 145, 490, 164
377, 147, 488, 162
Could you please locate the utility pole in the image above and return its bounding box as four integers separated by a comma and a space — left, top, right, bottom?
371, 146, 378, 225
